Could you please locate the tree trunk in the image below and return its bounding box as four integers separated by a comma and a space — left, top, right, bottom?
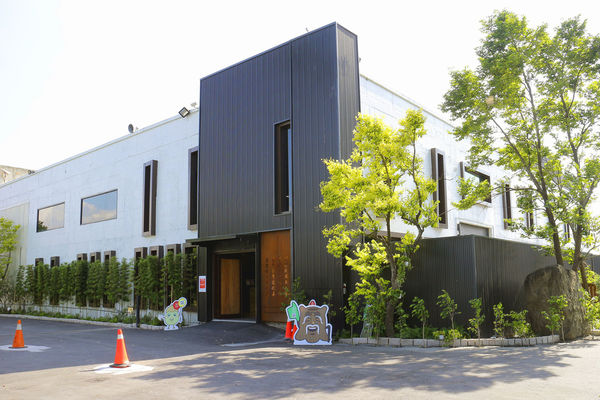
545, 210, 564, 268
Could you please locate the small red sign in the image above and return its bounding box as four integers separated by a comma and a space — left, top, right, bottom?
199, 276, 206, 292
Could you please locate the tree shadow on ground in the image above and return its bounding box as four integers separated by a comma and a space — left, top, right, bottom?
132, 342, 582, 398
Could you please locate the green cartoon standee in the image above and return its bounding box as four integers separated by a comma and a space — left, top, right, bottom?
158, 297, 187, 330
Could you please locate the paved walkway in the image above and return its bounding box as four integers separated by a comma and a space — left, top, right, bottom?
1, 316, 599, 399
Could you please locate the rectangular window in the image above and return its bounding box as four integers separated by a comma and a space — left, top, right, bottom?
502, 184, 512, 229
563, 223, 570, 241
81, 190, 117, 225
50, 256, 60, 267
143, 160, 158, 236
188, 147, 198, 230
134, 247, 148, 260
104, 250, 116, 264
149, 245, 164, 258
76, 253, 87, 262
525, 211, 535, 230
37, 203, 65, 232
34, 257, 44, 266
274, 122, 292, 214
431, 148, 447, 228
89, 252, 101, 263
460, 162, 491, 204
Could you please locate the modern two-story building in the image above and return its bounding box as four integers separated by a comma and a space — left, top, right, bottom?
1, 23, 553, 328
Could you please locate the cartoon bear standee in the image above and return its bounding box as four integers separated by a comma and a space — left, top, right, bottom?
293, 300, 332, 345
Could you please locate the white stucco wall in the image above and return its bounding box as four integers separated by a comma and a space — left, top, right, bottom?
360, 75, 543, 244
0, 110, 199, 265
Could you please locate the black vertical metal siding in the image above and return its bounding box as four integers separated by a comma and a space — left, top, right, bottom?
290, 24, 359, 316
198, 45, 292, 238
474, 236, 556, 335
405, 236, 478, 329
336, 26, 360, 161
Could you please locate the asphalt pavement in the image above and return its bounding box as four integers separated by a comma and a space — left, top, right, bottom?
1, 316, 599, 399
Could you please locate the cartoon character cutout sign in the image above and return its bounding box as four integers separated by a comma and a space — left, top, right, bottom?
286, 299, 332, 345
158, 297, 187, 330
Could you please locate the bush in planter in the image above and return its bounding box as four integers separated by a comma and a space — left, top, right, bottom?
493, 302, 506, 338
468, 298, 484, 343
410, 296, 429, 341
74, 260, 88, 306
437, 289, 460, 331
508, 310, 533, 338
542, 295, 568, 341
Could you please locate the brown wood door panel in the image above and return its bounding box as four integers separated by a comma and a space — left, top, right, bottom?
220, 258, 241, 316
260, 230, 291, 322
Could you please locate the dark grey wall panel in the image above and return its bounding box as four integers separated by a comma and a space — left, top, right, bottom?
336, 26, 360, 161
405, 236, 478, 329
474, 236, 555, 335
291, 25, 340, 295
199, 45, 292, 238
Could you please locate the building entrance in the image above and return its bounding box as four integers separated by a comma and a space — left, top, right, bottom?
214, 253, 256, 320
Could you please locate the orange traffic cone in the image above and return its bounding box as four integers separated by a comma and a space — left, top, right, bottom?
284, 321, 293, 340
9, 320, 26, 349
110, 329, 130, 368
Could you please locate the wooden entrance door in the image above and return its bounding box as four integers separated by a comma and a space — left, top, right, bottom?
260, 230, 291, 322
219, 258, 241, 316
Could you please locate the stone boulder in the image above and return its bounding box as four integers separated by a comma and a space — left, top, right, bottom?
523, 265, 589, 340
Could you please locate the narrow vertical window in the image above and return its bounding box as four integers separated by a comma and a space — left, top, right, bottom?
502, 184, 512, 229
275, 122, 292, 214
143, 160, 158, 236
563, 224, 571, 241
431, 148, 447, 228
525, 211, 535, 230
188, 147, 199, 230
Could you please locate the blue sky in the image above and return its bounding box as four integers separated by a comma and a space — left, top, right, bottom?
1, 0, 599, 170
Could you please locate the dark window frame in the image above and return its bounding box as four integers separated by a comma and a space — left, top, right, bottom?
431, 148, 448, 228
36, 202, 65, 232
143, 160, 158, 236
80, 190, 118, 225
460, 162, 492, 204
50, 256, 60, 267
188, 147, 199, 230
502, 184, 513, 229
89, 252, 101, 263
34, 257, 44, 266
274, 121, 292, 215
76, 253, 87, 262
525, 211, 535, 230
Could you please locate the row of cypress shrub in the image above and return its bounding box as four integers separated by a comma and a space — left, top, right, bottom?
12, 250, 197, 311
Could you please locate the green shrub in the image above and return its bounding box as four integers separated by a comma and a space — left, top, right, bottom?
410, 296, 429, 340
437, 290, 460, 331
493, 302, 506, 338
468, 298, 484, 341
509, 310, 533, 338
542, 295, 568, 341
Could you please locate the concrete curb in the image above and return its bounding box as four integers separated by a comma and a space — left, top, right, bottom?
338, 335, 561, 347
0, 314, 201, 330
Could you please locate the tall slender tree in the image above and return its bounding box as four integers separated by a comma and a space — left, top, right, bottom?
320, 110, 439, 336
442, 11, 600, 288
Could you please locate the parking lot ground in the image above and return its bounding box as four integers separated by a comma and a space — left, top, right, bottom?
1, 316, 600, 399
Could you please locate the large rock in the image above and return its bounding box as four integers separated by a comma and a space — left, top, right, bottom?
523, 265, 589, 340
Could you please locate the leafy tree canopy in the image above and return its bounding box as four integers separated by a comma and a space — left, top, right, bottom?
442, 10, 600, 285
0, 217, 20, 281
320, 110, 439, 336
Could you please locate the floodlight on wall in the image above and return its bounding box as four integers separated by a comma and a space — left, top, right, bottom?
179, 107, 190, 118
128, 124, 138, 133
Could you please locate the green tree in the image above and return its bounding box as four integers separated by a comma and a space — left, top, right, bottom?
410, 296, 429, 341
320, 111, 439, 337
441, 11, 600, 289
0, 217, 20, 281
468, 298, 485, 343
493, 302, 506, 338
542, 294, 569, 341
437, 289, 460, 330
